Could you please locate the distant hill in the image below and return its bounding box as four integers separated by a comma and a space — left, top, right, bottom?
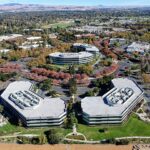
2, 3, 22, 6
0, 3, 102, 12
0, 3, 149, 12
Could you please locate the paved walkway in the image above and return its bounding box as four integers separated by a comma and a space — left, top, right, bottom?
64, 136, 150, 144
116, 136, 150, 140
0, 134, 38, 139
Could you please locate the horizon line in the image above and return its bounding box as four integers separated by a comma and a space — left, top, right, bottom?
0, 2, 150, 7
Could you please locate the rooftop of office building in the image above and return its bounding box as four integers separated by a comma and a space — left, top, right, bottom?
49, 51, 93, 59
1, 81, 66, 119
73, 43, 99, 52
81, 78, 143, 117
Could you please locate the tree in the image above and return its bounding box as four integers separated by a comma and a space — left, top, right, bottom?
68, 78, 77, 96
78, 65, 92, 75
114, 41, 120, 47
86, 90, 94, 96
31, 137, 40, 144
124, 70, 131, 77
44, 129, 62, 144
39, 79, 52, 91
17, 135, 46, 144
47, 90, 57, 97
69, 65, 75, 75
93, 87, 99, 96
39, 135, 47, 144
67, 99, 73, 114
0, 105, 4, 113
64, 113, 78, 129
91, 79, 100, 87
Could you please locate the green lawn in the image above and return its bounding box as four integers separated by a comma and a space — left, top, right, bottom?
0, 123, 71, 137
77, 115, 150, 140
0, 115, 150, 141
0, 123, 20, 135
42, 21, 74, 29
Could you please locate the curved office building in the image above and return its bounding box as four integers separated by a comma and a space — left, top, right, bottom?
0, 81, 67, 127
81, 78, 144, 125
72, 43, 100, 56
49, 51, 94, 65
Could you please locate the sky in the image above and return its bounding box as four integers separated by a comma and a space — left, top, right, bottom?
0, 0, 150, 6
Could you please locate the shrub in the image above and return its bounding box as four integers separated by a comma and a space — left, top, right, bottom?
115, 139, 129, 145
44, 129, 62, 144
17, 135, 46, 145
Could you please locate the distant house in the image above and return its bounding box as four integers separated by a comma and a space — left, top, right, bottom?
70, 25, 112, 33
23, 29, 43, 32
109, 38, 126, 45
74, 34, 95, 39
26, 36, 41, 41
126, 42, 150, 54
0, 34, 23, 42
32, 29, 44, 32
18, 44, 40, 50
0, 49, 11, 53
49, 33, 58, 39
18, 37, 52, 50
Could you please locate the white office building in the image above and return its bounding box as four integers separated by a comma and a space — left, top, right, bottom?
49, 51, 94, 65
73, 43, 99, 55
81, 78, 144, 125
0, 81, 67, 127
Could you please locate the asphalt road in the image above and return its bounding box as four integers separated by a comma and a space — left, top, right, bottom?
53, 85, 92, 101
